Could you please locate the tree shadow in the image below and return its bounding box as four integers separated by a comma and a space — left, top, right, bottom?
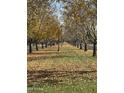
27, 70, 96, 87
27, 54, 82, 61
31, 51, 58, 55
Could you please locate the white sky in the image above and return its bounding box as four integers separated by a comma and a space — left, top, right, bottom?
51, 0, 64, 25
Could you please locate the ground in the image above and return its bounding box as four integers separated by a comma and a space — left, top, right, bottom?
27, 42, 97, 93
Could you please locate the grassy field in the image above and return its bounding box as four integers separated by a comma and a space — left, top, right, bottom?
27, 42, 97, 93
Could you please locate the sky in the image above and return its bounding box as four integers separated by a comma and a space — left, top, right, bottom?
51, 0, 64, 25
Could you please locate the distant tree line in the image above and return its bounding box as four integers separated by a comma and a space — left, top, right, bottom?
63, 0, 97, 56
27, 0, 62, 53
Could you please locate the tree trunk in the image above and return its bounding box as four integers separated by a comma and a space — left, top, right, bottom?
41, 42, 44, 49
58, 30, 60, 52
53, 42, 55, 46
58, 41, 60, 51
76, 42, 79, 48
80, 43, 83, 49
50, 42, 52, 47
93, 42, 97, 56
61, 41, 63, 47
29, 41, 32, 53
35, 42, 38, 51
84, 43, 87, 52
45, 42, 47, 48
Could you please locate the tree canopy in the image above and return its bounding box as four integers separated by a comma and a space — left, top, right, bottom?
27, 0, 97, 56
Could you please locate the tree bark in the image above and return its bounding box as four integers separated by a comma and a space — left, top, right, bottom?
45, 42, 47, 48
58, 30, 60, 52
80, 43, 83, 49
35, 42, 38, 51
29, 40, 32, 53
41, 42, 44, 49
93, 42, 97, 56
77, 44, 79, 48
53, 42, 55, 46
58, 41, 60, 51
74, 41, 76, 47
50, 41, 52, 47
76, 41, 79, 48
84, 43, 87, 52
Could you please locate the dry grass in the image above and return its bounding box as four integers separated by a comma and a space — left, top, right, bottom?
27, 42, 97, 93
27, 42, 96, 71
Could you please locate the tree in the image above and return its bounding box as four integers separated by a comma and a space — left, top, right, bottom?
63, 0, 97, 56
27, 0, 61, 53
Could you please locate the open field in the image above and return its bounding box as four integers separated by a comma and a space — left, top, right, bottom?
27, 42, 97, 93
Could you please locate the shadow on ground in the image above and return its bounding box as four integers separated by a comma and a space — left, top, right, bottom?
27, 70, 96, 87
